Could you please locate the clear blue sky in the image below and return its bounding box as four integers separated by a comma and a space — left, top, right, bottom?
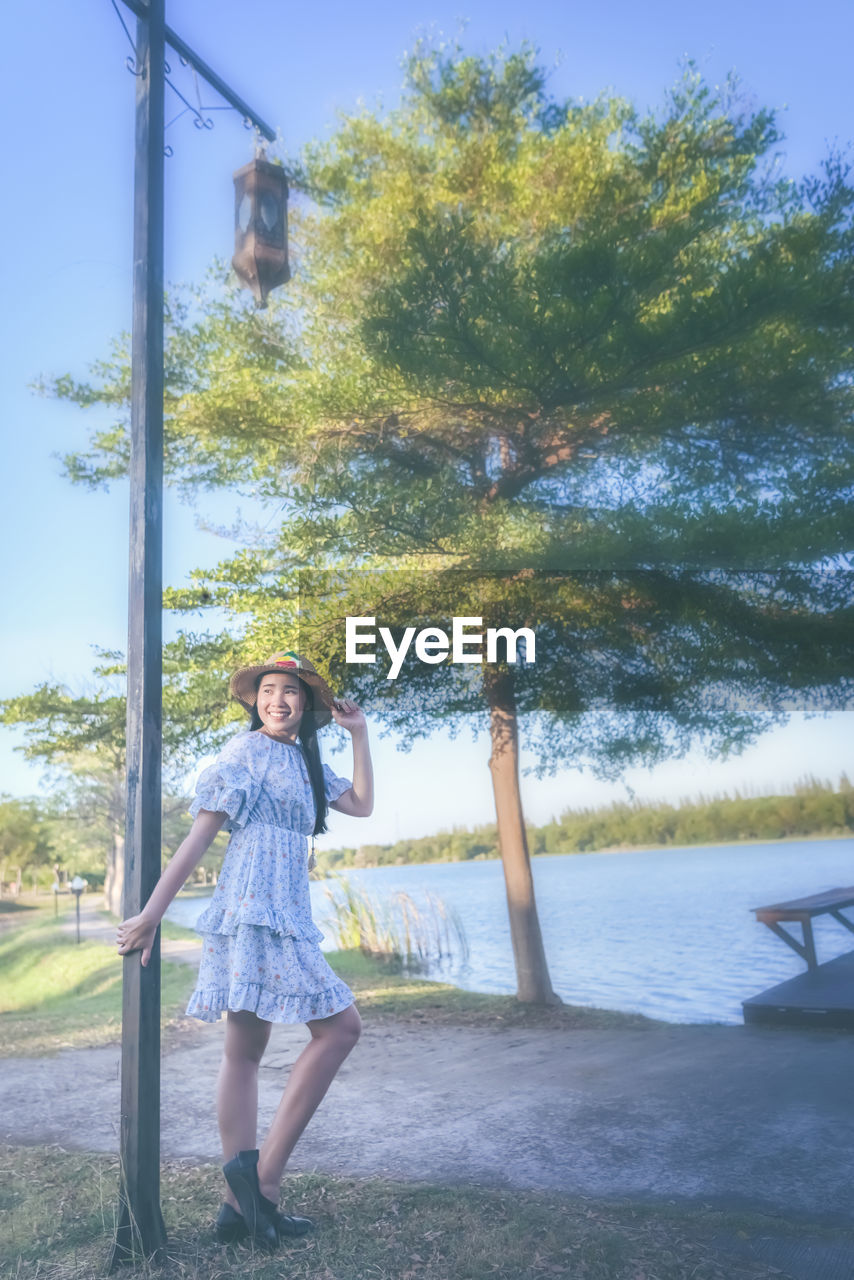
1, 1, 852, 847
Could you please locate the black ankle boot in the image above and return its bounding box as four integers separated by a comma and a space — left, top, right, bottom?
221, 1149, 278, 1250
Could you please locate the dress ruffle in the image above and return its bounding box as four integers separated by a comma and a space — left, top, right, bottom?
193, 900, 324, 944
188, 732, 271, 833
186, 926, 355, 1023
188, 780, 249, 830
185, 975, 354, 1023
322, 762, 352, 804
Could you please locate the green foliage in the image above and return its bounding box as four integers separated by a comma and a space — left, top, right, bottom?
45, 44, 854, 570
290, 565, 853, 779
0, 797, 54, 879
542, 774, 854, 852
34, 41, 854, 776
0, 783, 222, 891
0, 637, 247, 776
322, 824, 498, 869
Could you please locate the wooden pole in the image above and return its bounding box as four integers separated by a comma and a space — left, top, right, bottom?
109, 0, 167, 1266
104, 3, 277, 1267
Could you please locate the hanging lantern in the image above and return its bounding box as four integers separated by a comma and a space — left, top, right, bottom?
232, 156, 290, 307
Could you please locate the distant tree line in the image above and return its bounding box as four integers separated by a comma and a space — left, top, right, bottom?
3, 773, 851, 891
319, 774, 854, 870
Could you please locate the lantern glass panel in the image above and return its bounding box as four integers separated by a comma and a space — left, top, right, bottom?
260, 192, 279, 232
238, 193, 252, 233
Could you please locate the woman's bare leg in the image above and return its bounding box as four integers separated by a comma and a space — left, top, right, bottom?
257, 1003, 362, 1202
217, 1009, 273, 1210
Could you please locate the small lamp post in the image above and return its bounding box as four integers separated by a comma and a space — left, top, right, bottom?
70, 875, 87, 943
232, 155, 290, 306
52, 879, 61, 918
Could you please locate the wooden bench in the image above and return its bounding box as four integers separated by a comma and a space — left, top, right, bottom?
752, 886, 854, 971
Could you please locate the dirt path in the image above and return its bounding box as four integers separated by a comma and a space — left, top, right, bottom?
5, 901, 854, 1279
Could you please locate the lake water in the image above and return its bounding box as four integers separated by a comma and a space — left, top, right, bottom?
165, 838, 854, 1025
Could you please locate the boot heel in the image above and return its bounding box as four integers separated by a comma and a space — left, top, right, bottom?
259, 1191, 315, 1239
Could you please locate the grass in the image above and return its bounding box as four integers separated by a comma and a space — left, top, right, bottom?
0, 1142, 821, 1280
0, 904, 198, 1057
161, 918, 204, 942
0, 899, 42, 916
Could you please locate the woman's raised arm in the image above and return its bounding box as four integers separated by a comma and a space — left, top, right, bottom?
329, 700, 373, 817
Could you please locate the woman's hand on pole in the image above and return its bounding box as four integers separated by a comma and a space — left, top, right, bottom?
116, 912, 159, 967
114, 809, 227, 966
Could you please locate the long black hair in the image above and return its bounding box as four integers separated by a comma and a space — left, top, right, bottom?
248, 675, 329, 835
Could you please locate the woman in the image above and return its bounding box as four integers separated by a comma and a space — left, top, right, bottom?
116, 651, 373, 1249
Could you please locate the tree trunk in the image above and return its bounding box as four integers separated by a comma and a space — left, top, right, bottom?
484, 667, 561, 1005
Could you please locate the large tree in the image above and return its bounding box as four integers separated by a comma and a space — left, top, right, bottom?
42, 43, 854, 1001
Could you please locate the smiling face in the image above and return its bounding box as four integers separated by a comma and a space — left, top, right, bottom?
255, 672, 308, 742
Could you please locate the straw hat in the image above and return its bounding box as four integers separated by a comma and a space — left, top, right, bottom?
229, 651, 336, 728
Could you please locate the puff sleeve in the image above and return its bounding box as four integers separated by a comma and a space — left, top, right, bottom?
189, 732, 269, 832
323, 760, 352, 803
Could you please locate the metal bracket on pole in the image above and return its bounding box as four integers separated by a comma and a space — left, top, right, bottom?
116, 0, 277, 140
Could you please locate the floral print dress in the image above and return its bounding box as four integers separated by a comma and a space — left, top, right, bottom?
184, 729, 356, 1024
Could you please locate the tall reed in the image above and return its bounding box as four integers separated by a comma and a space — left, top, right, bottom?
320, 872, 469, 972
